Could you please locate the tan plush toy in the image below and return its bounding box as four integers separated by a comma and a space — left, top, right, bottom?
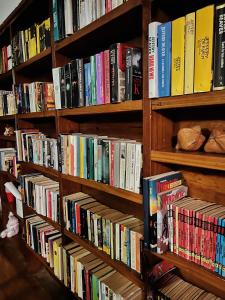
176, 125, 206, 151
204, 128, 225, 154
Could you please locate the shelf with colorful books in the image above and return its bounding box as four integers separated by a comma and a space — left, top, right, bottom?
151, 90, 225, 110
61, 173, 142, 205
55, 0, 143, 57
58, 100, 143, 117
64, 228, 144, 289
144, 249, 225, 299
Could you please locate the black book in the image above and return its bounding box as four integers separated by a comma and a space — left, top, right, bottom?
72, 0, 78, 32
143, 178, 150, 249
39, 22, 46, 52
18, 84, 25, 114
125, 47, 142, 100
80, 207, 88, 239
213, 4, 225, 90
102, 139, 109, 184
64, 63, 72, 108
57, 136, 62, 172
60, 66, 66, 108
2, 94, 8, 115
23, 83, 30, 112
71, 59, 79, 107
77, 58, 85, 107
58, 0, 65, 40
110, 43, 118, 103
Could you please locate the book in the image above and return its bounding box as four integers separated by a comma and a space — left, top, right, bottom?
171, 17, 185, 96
158, 22, 172, 97
194, 5, 214, 92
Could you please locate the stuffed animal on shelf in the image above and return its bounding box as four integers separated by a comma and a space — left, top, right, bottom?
175, 125, 206, 151
204, 128, 225, 154
0, 212, 19, 238
3, 125, 15, 136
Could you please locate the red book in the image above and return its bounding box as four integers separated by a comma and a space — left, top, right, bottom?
75, 202, 81, 235
48, 190, 52, 220
85, 270, 91, 300
105, 0, 112, 13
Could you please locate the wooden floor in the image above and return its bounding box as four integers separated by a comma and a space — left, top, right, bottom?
0, 236, 76, 300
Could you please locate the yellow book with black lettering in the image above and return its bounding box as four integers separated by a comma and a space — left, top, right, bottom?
171, 17, 185, 96
184, 12, 195, 94
53, 237, 62, 278
36, 23, 40, 54
28, 25, 37, 58
194, 5, 214, 92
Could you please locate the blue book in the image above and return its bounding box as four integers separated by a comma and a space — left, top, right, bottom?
221, 218, 225, 276
126, 228, 131, 267
72, 201, 76, 233
214, 217, 222, 274
158, 22, 171, 97
84, 62, 91, 106
52, 0, 60, 41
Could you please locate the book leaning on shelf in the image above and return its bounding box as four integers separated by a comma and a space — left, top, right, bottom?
52, 0, 128, 41
52, 43, 142, 109
63, 192, 143, 273
25, 215, 143, 299
148, 3, 225, 98
11, 17, 51, 66
59, 133, 142, 193
0, 44, 12, 73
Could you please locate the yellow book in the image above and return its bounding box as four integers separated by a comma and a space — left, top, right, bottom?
44, 17, 51, 31
184, 12, 195, 94
53, 237, 62, 278
194, 5, 214, 92
171, 16, 185, 96
80, 136, 84, 178
36, 23, 40, 54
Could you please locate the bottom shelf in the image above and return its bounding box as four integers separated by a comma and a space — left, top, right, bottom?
144, 249, 225, 299
23, 238, 80, 300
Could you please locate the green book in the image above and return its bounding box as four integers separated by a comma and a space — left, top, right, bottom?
90, 55, 96, 105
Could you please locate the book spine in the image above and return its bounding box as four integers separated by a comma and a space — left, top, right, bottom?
52, 0, 59, 41
119, 142, 126, 189
184, 12, 195, 94
96, 53, 102, 105
171, 17, 185, 96
90, 55, 96, 105
71, 60, 79, 107
125, 48, 132, 100
148, 22, 161, 98
60, 67, 66, 108
194, 5, 214, 92
102, 140, 109, 184
65, 63, 72, 108
64, 0, 73, 35
213, 4, 225, 90
110, 43, 118, 103
77, 59, 85, 107
104, 50, 110, 103
158, 22, 171, 97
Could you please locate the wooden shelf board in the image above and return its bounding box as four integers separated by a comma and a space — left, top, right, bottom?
55, 0, 142, 52
14, 47, 52, 72
152, 90, 225, 110
0, 69, 12, 81
144, 249, 225, 299
18, 110, 56, 119
0, 114, 16, 121
151, 150, 225, 171
58, 100, 143, 117
0, 135, 16, 141
20, 162, 59, 178
64, 229, 144, 289
0, 170, 19, 182
62, 174, 143, 204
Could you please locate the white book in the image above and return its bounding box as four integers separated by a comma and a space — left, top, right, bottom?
119, 142, 126, 189
77, 261, 84, 298
64, 0, 73, 35
52, 68, 62, 109
125, 142, 132, 191
148, 22, 161, 98
115, 223, 120, 260
58, 245, 63, 281
130, 230, 136, 271
70, 255, 75, 292
134, 143, 142, 193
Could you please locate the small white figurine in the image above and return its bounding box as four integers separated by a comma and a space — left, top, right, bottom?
0, 212, 19, 238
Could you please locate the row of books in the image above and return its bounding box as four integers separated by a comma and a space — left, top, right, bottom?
143, 171, 187, 252
0, 45, 12, 74
0, 90, 16, 116
60, 133, 142, 193
15, 130, 59, 170
171, 197, 225, 277
12, 18, 51, 66
14, 82, 55, 114
19, 173, 60, 224
53, 0, 127, 41
64, 192, 143, 273
52, 43, 142, 109
148, 4, 225, 98
0, 148, 18, 177
154, 273, 221, 300
25, 215, 142, 299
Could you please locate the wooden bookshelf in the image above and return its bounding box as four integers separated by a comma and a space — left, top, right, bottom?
61, 174, 143, 204
151, 150, 225, 171
152, 90, 225, 110
0, 135, 16, 141
17, 110, 56, 119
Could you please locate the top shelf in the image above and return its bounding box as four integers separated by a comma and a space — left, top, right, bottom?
151, 90, 225, 110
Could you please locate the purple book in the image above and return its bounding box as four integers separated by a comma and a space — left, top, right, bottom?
96, 52, 104, 105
